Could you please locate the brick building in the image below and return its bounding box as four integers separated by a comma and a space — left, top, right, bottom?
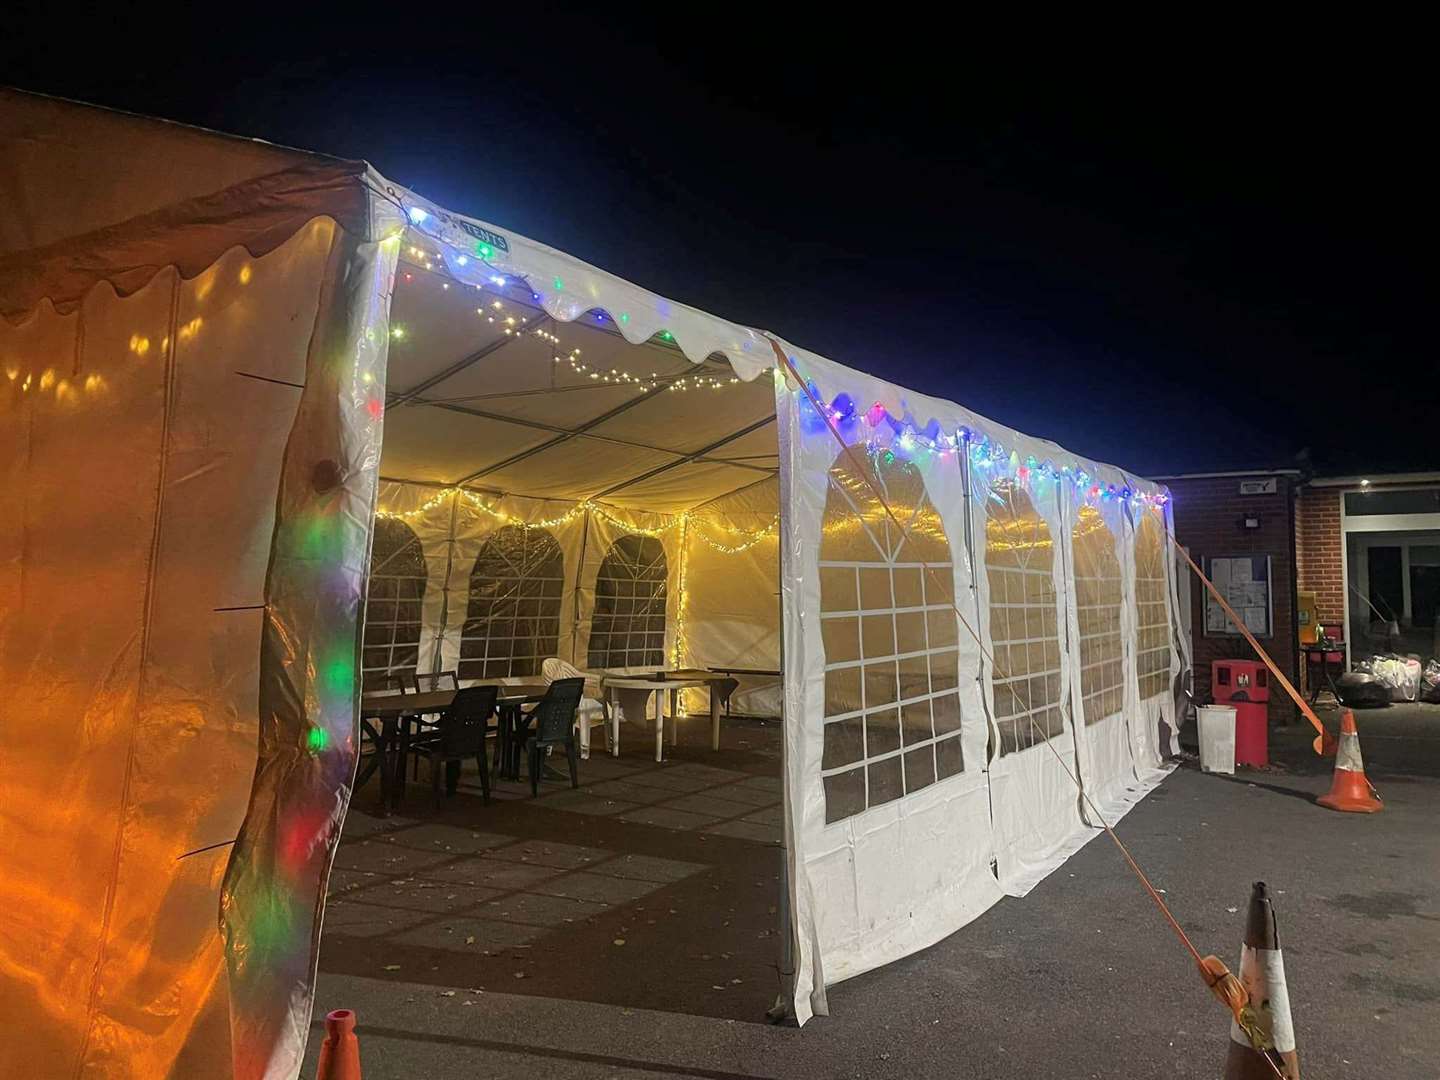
1300, 473, 1440, 660
1161, 469, 1440, 725
1295, 485, 1343, 637
1159, 471, 1301, 723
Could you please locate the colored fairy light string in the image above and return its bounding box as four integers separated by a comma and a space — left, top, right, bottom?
791, 377, 1169, 509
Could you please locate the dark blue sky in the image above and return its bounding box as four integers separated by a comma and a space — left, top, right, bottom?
3, 9, 1429, 476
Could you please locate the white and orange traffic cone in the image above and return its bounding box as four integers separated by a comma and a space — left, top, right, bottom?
1223, 882, 1299, 1079
1316, 710, 1382, 814
316, 1009, 362, 1080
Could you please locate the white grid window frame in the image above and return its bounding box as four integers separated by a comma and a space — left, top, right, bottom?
459, 525, 566, 680
1135, 511, 1172, 700
362, 518, 429, 690
1073, 508, 1125, 725
588, 534, 667, 670
985, 480, 1064, 755
818, 454, 963, 825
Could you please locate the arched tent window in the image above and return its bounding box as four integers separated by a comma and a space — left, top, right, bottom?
1072, 506, 1124, 724
1134, 510, 1171, 700
818, 451, 962, 825
460, 525, 565, 680
985, 480, 1063, 754
588, 535, 667, 669
362, 518, 428, 690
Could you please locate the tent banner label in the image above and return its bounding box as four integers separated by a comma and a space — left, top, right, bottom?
456, 219, 510, 253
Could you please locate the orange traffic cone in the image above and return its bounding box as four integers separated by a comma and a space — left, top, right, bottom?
316, 1009, 362, 1080
1224, 882, 1300, 1079
1316, 710, 1382, 813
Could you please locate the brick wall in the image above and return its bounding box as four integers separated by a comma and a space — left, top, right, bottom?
1295, 487, 1344, 628
1166, 475, 1298, 723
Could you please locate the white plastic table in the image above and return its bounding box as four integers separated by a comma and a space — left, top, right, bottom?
600, 674, 723, 762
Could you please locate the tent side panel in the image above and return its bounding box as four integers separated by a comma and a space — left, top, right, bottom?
0, 221, 349, 1079
776, 376, 826, 1023
218, 207, 400, 1080
434, 491, 590, 680
0, 277, 170, 1078
679, 476, 782, 715
1064, 493, 1144, 822
96, 225, 340, 1078
1130, 503, 1179, 775
777, 351, 1002, 1011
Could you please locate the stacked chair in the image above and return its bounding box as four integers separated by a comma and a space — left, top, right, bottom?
540, 657, 614, 758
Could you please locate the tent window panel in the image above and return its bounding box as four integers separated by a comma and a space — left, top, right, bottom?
866, 708, 901, 756
932, 692, 962, 735
985, 480, 1064, 755
935, 732, 964, 779
821, 617, 861, 664
823, 716, 865, 769
904, 746, 936, 793
1073, 506, 1125, 724
1135, 512, 1171, 700
460, 525, 566, 681
892, 567, 924, 608
818, 450, 965, 825
823, 767, 867, 824
895, 610, 927, 654
589, 534, 667, 669
867, 755, 904, 807
361, 519, 429, 690
900, 698, 934, 745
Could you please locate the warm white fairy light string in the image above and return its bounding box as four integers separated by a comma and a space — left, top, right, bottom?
375, 486, 778, 552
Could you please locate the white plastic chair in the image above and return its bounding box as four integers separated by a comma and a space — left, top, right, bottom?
540, 658, 613, 758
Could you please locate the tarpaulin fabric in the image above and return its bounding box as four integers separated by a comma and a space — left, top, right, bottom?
0, 159, 372, 320
0, 216, 374, 1079
0, 88, 316, 255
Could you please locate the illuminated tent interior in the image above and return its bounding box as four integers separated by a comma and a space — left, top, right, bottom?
0, 90, 1184, 1080
370, 244, 784, 712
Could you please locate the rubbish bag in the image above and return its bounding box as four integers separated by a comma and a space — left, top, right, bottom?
1337, 672, 1391, 708
1369, 654, 1421, 702
1422, 659, 1440, 704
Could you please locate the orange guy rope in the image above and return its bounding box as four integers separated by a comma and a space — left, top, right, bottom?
1172, 543, 1335, 756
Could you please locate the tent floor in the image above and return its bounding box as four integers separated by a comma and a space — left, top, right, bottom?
320, 715, 785, 1027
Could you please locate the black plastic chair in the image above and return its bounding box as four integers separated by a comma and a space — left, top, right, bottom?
410, 671, 460, 693
403, 671, 460, 779
409, 685, 497, 810
522, 677, 585, 796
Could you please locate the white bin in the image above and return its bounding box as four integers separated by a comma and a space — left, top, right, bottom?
1198, 704, 1237, 774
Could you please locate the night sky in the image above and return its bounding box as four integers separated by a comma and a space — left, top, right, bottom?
4, 12, 1429, 477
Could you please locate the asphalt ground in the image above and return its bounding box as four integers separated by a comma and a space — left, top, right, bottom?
302, 702, 1440, 1078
